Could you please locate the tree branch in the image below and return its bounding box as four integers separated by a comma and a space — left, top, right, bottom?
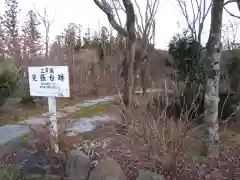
176, 0, 196, 39
122, 0, 136, 39
175, 0, 212, 43
93, 0, 128, 37
33, 4, 54, 58
33, 4, 54, 28
223, 0, 238, 6
134, 0, 159, 45
112, 0, 123, 27
237, 1, 240, 11
134, 0, 144, 33
224, 6, 240, 19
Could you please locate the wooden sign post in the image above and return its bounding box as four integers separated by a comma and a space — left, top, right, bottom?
28, 66, 70, 153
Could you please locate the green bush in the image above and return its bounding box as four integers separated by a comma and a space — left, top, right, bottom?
168, 34, 206, 85
163, 34, 240, 122
227, 56, 240, 93
167, 34, 206, 121
0, 58, 18, 107
18, 69, 36, 104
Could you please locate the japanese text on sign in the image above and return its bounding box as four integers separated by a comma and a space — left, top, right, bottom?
28, 66, 70, 97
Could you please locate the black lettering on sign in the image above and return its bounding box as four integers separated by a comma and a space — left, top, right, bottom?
40, 74, 46, 81
50, 68, 54, 73
49, 74, 54, 81
32, 74, 37, 81
58, 73, 65, 81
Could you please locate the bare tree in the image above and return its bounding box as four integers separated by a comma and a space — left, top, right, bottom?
222, 0, 240, 50
49, 34, 65, 60
133, 0, 159, 95
64, 23, 78, 94
64, 23, 77, 52
222, 20, 239, 50
175, 0, 212, 44
33, 5, 54, 58
204, 0, 224, 155
75, 24, 82, 51
93, 0, 136, 109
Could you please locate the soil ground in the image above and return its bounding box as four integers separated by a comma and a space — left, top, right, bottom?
1, 92, 240, 180
0, 95, 96, 126
79, 93, 240, 180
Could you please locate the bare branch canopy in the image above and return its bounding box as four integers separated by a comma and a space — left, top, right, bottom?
175, 0, 212, 43
223, 0, 240, 19
93, 0, 128, 37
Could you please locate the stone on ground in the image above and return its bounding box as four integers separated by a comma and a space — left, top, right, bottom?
136, 169, 165, 180
22, 151, 52, 175
66, 150, 92, 180
25, 174, 58, 180
88, 156, 126, 180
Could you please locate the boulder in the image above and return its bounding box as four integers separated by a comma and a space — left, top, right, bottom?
136, 169, 165, 180
88, 156, 126, 180
22, 150, 52, 175
66, 150, 92, 180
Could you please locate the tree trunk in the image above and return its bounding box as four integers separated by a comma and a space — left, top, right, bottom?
141, 52, 148, 96
204, 0, 223, 155
45, 28, 49, 58
133, 49, 148, 96
67, 47, 74, 98
92, 0, 136, 109
123, 38, 136, 109
133, 52, 140, 95
122, 0, 136, 110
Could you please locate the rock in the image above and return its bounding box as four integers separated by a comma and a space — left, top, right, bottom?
62, 105, 78, 114
23, 151, 52, 175
88, 157, 126, 180
12, 148, 64, 176
25, 174, 58, 180
66, 150, 92, 180
64, 130, 78, 136
136, 169, 165, 180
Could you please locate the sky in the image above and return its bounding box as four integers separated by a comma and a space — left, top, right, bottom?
0, 0, 240, 50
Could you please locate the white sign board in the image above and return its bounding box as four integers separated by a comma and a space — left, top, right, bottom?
28, 66, 70, 97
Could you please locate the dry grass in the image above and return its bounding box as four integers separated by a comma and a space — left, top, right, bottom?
0, 44, 171, 126
0, 95, 97, 126
2, 46, 240, 179
1, 79, 240, 180
78, 93, 240, 180
1, 91, 240, 180
0, 100, 46, 125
